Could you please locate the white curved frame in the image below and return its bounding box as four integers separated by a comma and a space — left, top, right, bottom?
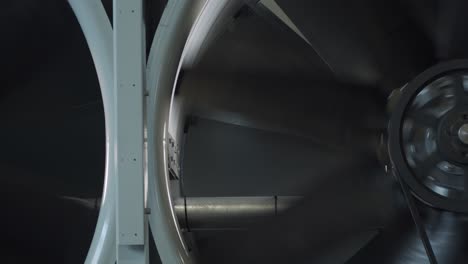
69, 0, 243, 263
145, 1, 196, 263
68, 1, 116, 263
147, 1, 243, 263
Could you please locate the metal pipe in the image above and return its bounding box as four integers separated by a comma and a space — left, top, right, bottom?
174, 196, 301, 230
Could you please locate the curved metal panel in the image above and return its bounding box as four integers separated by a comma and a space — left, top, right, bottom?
146, 0, 249, 262
146, 1, 197, 263
67, 1, 116, 263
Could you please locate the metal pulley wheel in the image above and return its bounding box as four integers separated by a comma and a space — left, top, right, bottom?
389, 60, 468, 213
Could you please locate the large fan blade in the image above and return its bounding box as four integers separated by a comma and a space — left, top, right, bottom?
178, 71, 386, 152
403, 0, 437, 41
434, 0, 468, 59
346, 209, 425, 264
190, 5, 333, 80
198, 155, 398, 263
348, 205, 468, 263
248, 0, 434, 92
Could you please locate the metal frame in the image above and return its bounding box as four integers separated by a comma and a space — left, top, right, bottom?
145, 1, 196, 263
69, 0, 149, 263
113, 0, 147, 263
69, 0, 246, 263
67, 0, 468, 263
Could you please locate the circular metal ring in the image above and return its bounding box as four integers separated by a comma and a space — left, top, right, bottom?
146, 1, 243, 263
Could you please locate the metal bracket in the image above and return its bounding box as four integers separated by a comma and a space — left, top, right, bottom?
167, 135, 181, 179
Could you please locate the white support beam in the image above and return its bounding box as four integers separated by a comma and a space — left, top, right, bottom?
113, 0, 146, 263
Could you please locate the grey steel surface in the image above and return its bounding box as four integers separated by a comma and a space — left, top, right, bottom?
174, 196, 300, 230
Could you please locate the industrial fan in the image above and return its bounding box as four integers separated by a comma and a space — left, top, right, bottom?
155, 1, 468, 263
3, 0, 468, 263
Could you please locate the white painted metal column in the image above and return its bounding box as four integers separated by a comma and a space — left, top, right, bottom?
113, 0, 147, 263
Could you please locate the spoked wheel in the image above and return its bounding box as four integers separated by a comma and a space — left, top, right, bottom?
145, 1, 468, 264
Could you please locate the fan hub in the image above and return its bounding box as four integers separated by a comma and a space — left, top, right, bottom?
457, 123, 468, 144
437, 111, 468, 164
388, 60, 468, 212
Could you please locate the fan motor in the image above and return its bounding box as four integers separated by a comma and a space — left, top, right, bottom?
388, 60, 468, 213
